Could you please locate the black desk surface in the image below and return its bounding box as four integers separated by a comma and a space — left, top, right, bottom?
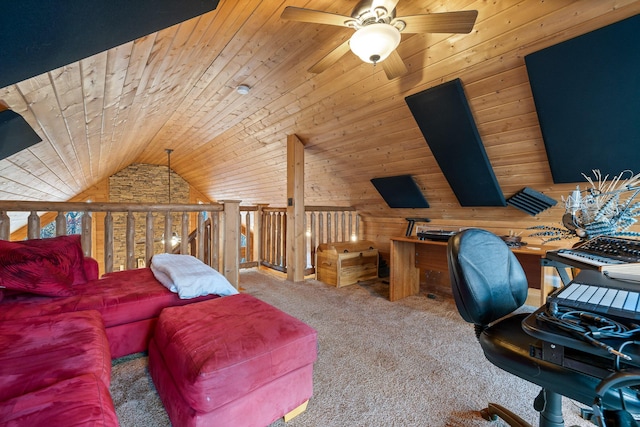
522, 270, 640, 368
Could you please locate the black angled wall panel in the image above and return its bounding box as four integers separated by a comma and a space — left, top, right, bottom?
370, 175, 429, 208
405, 79, 506, 207
525, 15, 640, 184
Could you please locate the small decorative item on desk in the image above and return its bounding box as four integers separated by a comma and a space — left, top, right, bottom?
529, 169, 640, 243
500, 232, 525, 248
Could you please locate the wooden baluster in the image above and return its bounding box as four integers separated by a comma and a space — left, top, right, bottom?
145, 212, 154, 265
275, 212, 282, 267
326, 212, 331, 244
238, 211, 244, 264
310, 212, 316, 269
318, 213, 324, 245
126, 211, 135, 270
211, 211, 220, 270
255, 205, 267, 266
81, 211, 92, 257
341, 211, 346, 242
197, 211, 205, 262
348, 212, 353, 241
55, 211, 66, 236
281, 211, 287, 269
104, 212, 114, 273
181, 212, 189, 255
164, 211, 172, 253
0, 211, 10, 240
265, 212, 272, 264
245, 211, 252, 264
334, 211, 339, 242
27, 211, 40, 240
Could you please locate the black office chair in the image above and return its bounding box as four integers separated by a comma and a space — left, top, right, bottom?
447, 228, 640, 427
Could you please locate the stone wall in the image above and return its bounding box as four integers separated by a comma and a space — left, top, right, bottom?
109, 164, 189, 269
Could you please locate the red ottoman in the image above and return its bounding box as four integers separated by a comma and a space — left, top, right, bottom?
148, 293, 318, 427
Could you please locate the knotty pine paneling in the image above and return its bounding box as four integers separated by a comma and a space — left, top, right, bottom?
1, 0, 639, 254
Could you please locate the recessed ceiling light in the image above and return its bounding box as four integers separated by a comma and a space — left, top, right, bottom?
236, 84, 251, 95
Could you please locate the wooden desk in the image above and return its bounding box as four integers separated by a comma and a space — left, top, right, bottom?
389, 236, 557, 305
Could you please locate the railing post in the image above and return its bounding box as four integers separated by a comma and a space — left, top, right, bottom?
222, 200, 241, 289
126, 211, 135, 270
104, 212, 114, 273
27, 211, 40, 239
0, 212, 9, 240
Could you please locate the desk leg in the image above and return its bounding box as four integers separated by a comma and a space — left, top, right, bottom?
390, 240, 420, 302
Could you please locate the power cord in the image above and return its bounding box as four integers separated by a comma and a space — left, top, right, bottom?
536, 301, 640, 361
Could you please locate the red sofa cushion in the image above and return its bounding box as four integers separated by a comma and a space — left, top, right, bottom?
0, 235, 87, 296
0, 268, 218, 327
0, 374, 119, 427
0, 309, 111, 402
153, 293, 318, 413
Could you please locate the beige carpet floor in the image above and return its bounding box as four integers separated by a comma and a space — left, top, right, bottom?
110, 269, 596, 426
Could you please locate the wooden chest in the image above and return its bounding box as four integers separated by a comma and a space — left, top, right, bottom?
316, 241, 378, 287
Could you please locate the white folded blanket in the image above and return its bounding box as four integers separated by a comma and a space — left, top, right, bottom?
150, 253, 238, 299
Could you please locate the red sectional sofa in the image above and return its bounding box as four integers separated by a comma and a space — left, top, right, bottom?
0, 235, 220, 358
0, 310, 119, 426
0, 235, 224, 426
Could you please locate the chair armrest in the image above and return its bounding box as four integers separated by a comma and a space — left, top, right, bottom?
83, 257, 99, 281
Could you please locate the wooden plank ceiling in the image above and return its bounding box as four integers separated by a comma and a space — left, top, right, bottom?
1, 0, 639, 227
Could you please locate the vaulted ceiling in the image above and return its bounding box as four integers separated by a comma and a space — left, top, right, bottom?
1, 1, 638, 220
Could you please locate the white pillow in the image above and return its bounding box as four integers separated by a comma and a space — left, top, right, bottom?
150, 253, 238, 299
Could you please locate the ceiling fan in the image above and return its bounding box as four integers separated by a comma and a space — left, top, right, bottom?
281, 0, 478, 80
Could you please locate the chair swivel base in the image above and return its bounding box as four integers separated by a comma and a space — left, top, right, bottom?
480, 389, 564, 427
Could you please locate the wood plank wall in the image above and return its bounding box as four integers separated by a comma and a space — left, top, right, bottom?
2, 1, 639, 274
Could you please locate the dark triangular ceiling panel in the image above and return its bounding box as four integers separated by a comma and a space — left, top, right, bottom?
0, 0, 220, 88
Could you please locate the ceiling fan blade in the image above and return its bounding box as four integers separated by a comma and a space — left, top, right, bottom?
281, 6, 352, 27
382, 50, 408, 80
399, 10, 478, 34
308, 39, 351, 74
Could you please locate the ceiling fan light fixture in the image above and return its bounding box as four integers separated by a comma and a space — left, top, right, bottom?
349, 23, 401, 64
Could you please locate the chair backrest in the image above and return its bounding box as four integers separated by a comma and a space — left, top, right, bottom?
447, 228, 528, 326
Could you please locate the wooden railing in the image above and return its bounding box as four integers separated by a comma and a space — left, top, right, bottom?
241, 206, 360, 274
0, 200, 241, 287
0, 201, 359, 282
